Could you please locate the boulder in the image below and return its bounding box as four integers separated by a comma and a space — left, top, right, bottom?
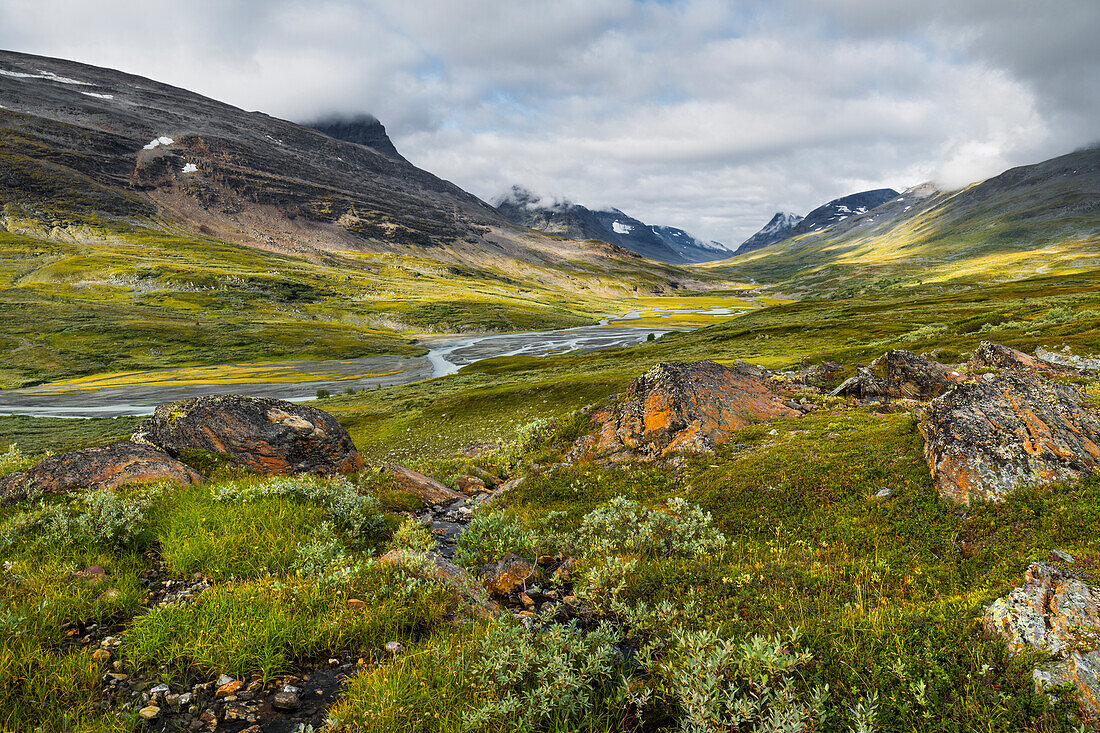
984, 563, 1100, 718
385, 465, 464, 506
477, 553, 538, 597
971, 341, 1063, 374
596, 360, 802, 457
921, 372, 1100, 503
133, 395, 362, 476
0, 441, 204, 505
795, 360, 844, 389
454, 475, 487, 496
831, 350, 963, 400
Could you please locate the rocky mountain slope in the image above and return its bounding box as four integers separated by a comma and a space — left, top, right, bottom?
736, 211, 803, 254
715, 148, 1100, 292
495, 186, 732, 264
736, 189, 898, 256
0, 49, 712, 281
307, 114, 406, 161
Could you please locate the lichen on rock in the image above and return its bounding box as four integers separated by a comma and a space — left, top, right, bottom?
984, 562, 1100, 719
591, 360, 802, 459
921, 370, 1100, 503
133, 395, 362, 476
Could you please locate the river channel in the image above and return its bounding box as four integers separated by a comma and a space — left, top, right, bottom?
0, 302, 757, 418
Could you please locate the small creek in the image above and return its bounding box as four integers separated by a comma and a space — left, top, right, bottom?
0, 303, 755, 418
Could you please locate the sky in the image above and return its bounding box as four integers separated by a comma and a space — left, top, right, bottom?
1, 0, 1097, 245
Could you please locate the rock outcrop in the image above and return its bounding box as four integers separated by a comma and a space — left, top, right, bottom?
971, 341, 1063, 374
133, 396, 362, 476
984, 563, 1100, 718
593, 360, 802, 458
385, 465, 464, 506
921, 372, 1100, 503
0, 442, 204, 505
831, 350, 963, 400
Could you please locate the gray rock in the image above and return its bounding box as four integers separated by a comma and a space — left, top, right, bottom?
922, 371, 1100, 503
271, 691, 301, 712
874, 488, 893, 499
984, 562, 1100, 719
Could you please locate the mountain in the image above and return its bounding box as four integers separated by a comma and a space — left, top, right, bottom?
649, 225, 733, 264
734, 190, 897, 256
787, 188, 899, 238
736, 212, 803, 254
711, 149, 1100, 290
307, 114, 405, 161
495, 186, 731, 264
0, 49, 709, 282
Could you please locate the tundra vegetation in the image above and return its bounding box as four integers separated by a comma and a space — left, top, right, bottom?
1, 272, 1099, 732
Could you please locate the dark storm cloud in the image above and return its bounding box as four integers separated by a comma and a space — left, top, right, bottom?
0, 0, 1094, 244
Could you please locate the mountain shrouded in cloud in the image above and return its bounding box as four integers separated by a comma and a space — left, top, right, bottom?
495, 186, 731, 263
0, 0, 1096, 242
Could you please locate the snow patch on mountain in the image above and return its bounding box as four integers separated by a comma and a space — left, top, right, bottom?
143, 136, 174, 150
0, 68, 91, 85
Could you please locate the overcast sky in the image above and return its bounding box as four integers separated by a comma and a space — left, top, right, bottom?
1, 0, 1097, 244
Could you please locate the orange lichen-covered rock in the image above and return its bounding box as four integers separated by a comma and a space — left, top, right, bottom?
596, 360, 801, 457
133, 395, 362, 476
921, 372, 1100, 503
0, 441, 204, 505
984, 563, 1100, 720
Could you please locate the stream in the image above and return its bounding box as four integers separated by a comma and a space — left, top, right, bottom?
0, 303, 755, 418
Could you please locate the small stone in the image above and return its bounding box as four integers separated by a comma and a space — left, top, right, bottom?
327, 658, 339, 666
165, 693, 180, 706
767, 429, 779, 436
91, 649, 111, 662
347, 598, 366, 611
102, 636, 122, 648
106, 672, 128, 683
520, 593, 536, 609
216, 679, 243, 698
138, 705, 160, 721
384, 640, 405, 655
177, 692, 193, 706
874, 488, 893, 499
271, 690, 301, 712
215, 674, 234, 687
1052, 549, 1076, 564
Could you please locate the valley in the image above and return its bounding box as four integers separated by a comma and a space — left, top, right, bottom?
1, 47, 1099, 733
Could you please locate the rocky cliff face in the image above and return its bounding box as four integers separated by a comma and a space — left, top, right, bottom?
0, 50, 510, 258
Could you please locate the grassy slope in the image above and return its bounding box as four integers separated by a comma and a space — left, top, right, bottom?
707, 151, 1100, 295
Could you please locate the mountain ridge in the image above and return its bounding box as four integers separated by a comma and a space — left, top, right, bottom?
495, 186, 731, 264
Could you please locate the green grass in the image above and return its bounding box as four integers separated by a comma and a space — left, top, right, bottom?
156, 484, 324, 580
125, 568, 457, 682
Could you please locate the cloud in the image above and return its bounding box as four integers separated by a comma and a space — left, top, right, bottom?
0, 0, 1095, 243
